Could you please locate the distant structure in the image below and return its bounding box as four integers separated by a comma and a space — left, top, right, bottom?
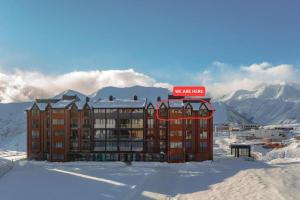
26, 94, 214, 163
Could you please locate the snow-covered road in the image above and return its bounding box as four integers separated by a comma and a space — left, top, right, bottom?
0, 143, 299, 200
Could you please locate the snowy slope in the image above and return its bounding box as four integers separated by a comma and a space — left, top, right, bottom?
224, 83, 300, 125
0, 102, 31, 151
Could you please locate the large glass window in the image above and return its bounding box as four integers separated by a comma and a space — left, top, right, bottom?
32, 141, 39, 150
132, 109, 143, 113
200, 119, 208, 129
119, 142, 131, 151
32, 119, 39, 128
120, 119, 131, 128
32, 130, 39, 138
82, 130, 90, 139
94, 109, 105, 114
159, 129, 167, 140
106, 119, 117, 128
132, 141, 143, 151
147, 119, 154, 128
170, 119, 182, 125
53, 109, 64, 114
186, 130, 192, 139
32, 108, 40, 117
54, 131, 65, 137
119, 130, 131, 139
94, 119, 105, 128
147, 108, 154, 117
132, 119, 143, 128
52, 119, 64, 125
159, 120, 167, 128
186, 141, 192, 149
170, 142, 182, 148
106, 109, 117, 114
106, 130, 118, 139
131, 130, 143, 140
199, 141, 208, 152
106, 141, 118, 151
71, 130, 78, 140
170, 130, 182, 137
199, 131, 208, 139
94, 141, 105, 151
53, 141, 64, 148
94, 130, 106, 140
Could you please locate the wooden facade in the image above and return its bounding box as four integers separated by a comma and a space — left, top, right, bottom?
26, 95, 214, 163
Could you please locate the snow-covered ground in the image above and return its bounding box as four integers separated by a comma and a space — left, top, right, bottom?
0, 137, 299, 200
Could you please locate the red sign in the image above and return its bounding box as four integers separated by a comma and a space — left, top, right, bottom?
172, 86, 206, 96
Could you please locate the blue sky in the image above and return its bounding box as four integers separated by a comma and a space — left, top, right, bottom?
0, 0, 300, 86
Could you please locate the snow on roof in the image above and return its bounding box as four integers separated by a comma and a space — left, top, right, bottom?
92, 98, 147, 108
36, 103, 48, 111
169, 100, 184, 108
190, 102, 201, 110
51, 99, 75, 109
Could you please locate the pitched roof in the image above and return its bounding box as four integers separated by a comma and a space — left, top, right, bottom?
51, 99, 75, 109
92, 98, 147, 108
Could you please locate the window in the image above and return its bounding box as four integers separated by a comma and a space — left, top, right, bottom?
94, 119, 105, 128
131, 130, 143, 140
82, 130, 90, 139
170, 109, 182, 115
32, 119, 39, 128
106, 130, 118, 139
32, 130, 39, 139
119, 141, 131, 151
119, 109, 132, 113
70, 130, 78, 140
53, 109, 64, 114
106, 141, 117, 151
106, 109, 117, 114
84, 109, 90, 116
159, 129, 167, 140
147, 119, 154, 128
170, 119, 182, 125
185, 130, 192, 139
132, 119, 143, 128
170, 130, 182, 137
120, 119, 131, 128
160, 141, 166, 152
199, 131, 208, 139
32, 108, 40, 117
199, 141, 208, 152
159, 104, 168, 117
71, 108, 78, 116
186, 141, 192, 149
159, 120, 167, 128
106, 119, 116, 128
132, 141, 143, 151
70, 142, 79, 150
32, 141, 39, 150
185, 108, 192, 116
54, 131, 65, 136
119, 130, 131, 139
52, 119, 64, 125
170, 142, 182, 148
82, 142, 90, 150
147, 140, 155, 152
132, 109, 143, 113
94, 130, 106, 140
147, 108, 154, 117
185, 119, 192, 127
94, 109, 105, 114
94, 141, 105, 151
53, 141, 64, 148
71, 118, 78, 127
199, 119, 208, 129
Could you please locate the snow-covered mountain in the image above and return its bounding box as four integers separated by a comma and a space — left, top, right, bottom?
0, 102, 31, 151
223, 83, 300, 124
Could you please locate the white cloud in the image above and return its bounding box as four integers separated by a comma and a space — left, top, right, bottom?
196, 62, 300, 99
0, 68, 172, 103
